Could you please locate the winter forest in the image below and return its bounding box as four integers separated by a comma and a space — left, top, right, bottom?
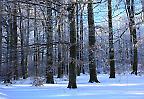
0, 0, 144, 99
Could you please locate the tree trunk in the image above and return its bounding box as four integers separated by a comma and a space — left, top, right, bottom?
141, 0, 144, 20
76, 1, 81, 76
24, 1, 30, 79
5, 8, 12, 83
57, 22, 63, 78
126, 0, 138, 75
19, 6, 26, 79
67, 3, 77, 89
79, 3, 85, 74
56, 0, 64, 78
34, 5, 39, 78
108, 0, 115, 78
62, 11, 68, 76
0, 1, 2, 77
11, 1, 18, 80
87, 0, 100, 83
45, 1, 54, 84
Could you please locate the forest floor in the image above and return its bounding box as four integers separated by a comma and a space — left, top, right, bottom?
0, 74, 144, 99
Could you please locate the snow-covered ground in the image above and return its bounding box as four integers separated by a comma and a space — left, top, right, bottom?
0, 74, 144, 99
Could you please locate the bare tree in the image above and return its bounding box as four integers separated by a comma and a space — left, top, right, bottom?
67, 1, 77, 89
0, 0, 2, 77
56, 0, 64, 78
24, 0, 30, 79
87, 0, 100, 83
108, 0, 115, 78
10, 0, 19, 80
18, 3, 25, 79
79, 3, 85, 74
33, 4, 40, 79
45, 0, 54, 84
125, 0, 138, 75
142, 0, 144, 20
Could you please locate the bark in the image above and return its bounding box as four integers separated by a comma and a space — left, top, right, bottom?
142, 0, 144, 20
76, 1, 81, 76
34, 4, 40, 78
5, 7, 12, 83
19, 6, 25, 79
126, 0, 138, 75
79, 3, 85, 74
87, 0, 100, 83
108, 0, 115, 78
62, 9, 68, 76
18, 3, 28, 79
67, 3, 77, 89
142, 0, 144, 12
45, 0, 54, 84
0, 1, 2, 76
24, 1, 30, 79
57, 23, 63, 78
57, 0, 64, 78
11, 0, 18, 80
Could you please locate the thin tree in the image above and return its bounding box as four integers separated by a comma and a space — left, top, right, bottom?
79, 3, 85, 74
76, 0, 81, 76
24, 0, 30, 79
0, 0, 2, 77
56, 0, 64, 78
125, 0, 138, 75
4, 3, 12, 83
34, 2, 41, 83
18, 4, 26, 79
108, 0, 115, 78
10, 0, 18, 80
87, 0, 100, 83
141, 0, 144, 20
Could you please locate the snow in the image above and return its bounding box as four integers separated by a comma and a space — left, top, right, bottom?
0, 74, 144, 99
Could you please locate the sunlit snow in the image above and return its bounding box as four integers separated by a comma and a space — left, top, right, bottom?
0, 74, 144, 99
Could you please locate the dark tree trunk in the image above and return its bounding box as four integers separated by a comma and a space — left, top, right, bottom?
20, 30, 26, 79
24, 1, 30, 79
5, 8, 12, 83
61, 16, 67, 76
18, 3, 28, 79
142, 0, 144, 20
19, 7, 26, 79
142, 0, 144, 11
108, 0, 115, 78
57, 24, 63, 78
79, 4, 85, 74
11, 1, 18, 80
126, 0, 138, 75
67, 3, 77, 89
34, 5, 40, 78
57, 1, 64, 78
0, 1, 2, 76
126, 0, 133, 73
87, 0, 100, 83
76, 1, 81, 76
45, 1, 54, 84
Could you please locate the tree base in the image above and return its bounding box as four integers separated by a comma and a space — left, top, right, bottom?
109, 75, 115, 78
67, 85, 77, 89
131, 71, 137, 75
67, 83, 77, 89
46, 80, 54, 84
89, 79, 100, 83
